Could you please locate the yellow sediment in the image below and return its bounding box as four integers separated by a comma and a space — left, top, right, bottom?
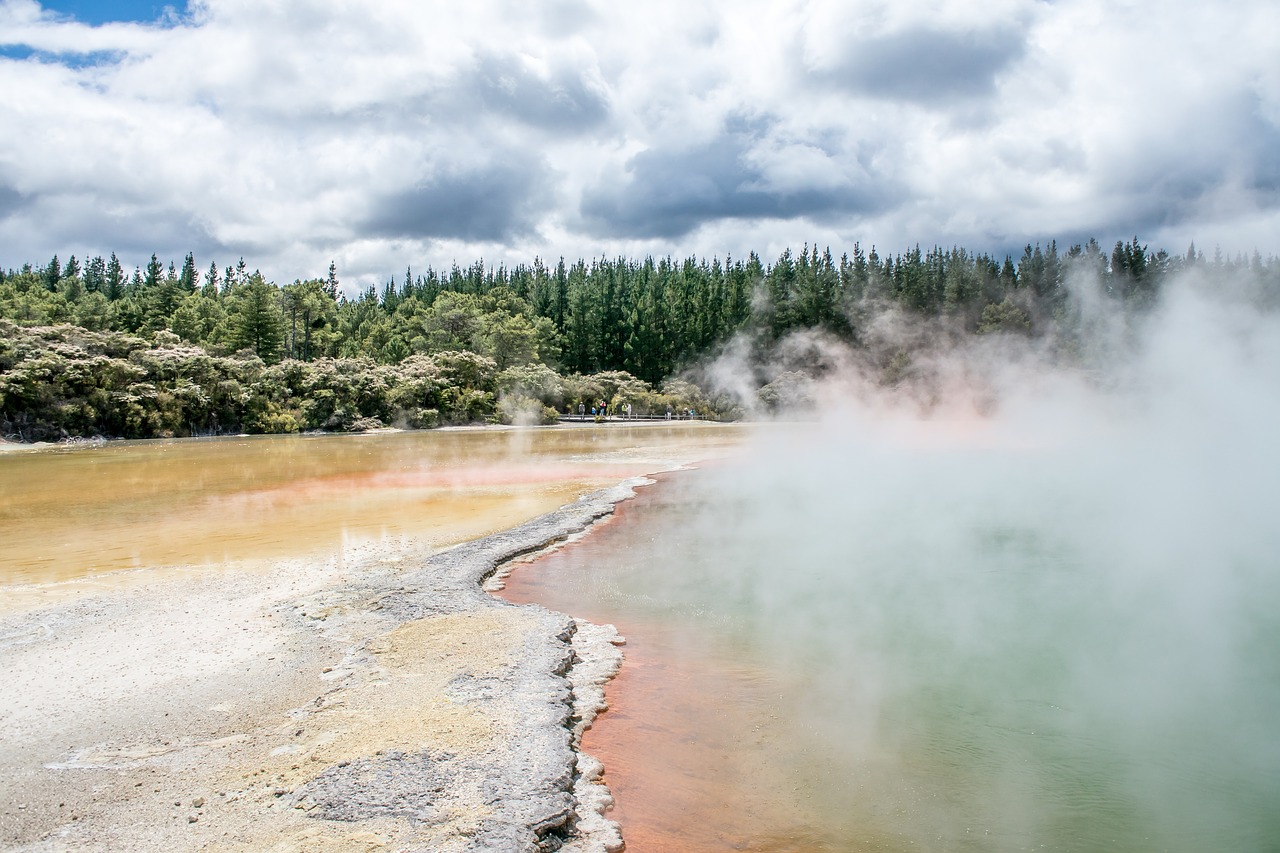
0, 426, 745, 851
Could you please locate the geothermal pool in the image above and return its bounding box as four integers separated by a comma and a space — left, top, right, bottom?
504, 417, 1280, 852
4, 303, 1278, 852
0, 424, 738, 587
0, 423, 741, 850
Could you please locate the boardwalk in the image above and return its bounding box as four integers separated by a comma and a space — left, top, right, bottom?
556, 413, 713, 424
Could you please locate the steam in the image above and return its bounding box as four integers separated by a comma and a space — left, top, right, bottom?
656, 267, 1280, 847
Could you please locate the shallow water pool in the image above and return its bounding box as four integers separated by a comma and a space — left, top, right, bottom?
504, 421, 1280, 852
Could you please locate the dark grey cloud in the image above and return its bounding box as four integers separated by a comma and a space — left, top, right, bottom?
306, 50, 610, 137
1241, 102, 1280, 195
1093, 92, 1280, 239
0, 184, 29, 220
187, 46, 610, 137
362, 156, 549, 243
416, 51, 610, 134
581, 118, 892, 239
470, 51, 609, 130
818, 25, 1025, 104
0, 188, 231, 273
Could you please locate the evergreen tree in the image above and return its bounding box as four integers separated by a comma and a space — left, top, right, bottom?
553, 257, 569, 334
326, 261, 340, 301
144, 254, 164, 291
1000, 256, 1018, 291
179, 253, 198, 294
381, 275, 400, 313
762, 248, 797, 339
143, 259, 184, 329
84, 255, 106, 293
203, 262, 220, 298
105, 253, 124, 301
229, 273, 286, 362
44, 255, 61, 290
1111, 237, 1153, 303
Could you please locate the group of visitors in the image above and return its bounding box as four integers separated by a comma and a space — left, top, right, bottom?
573, 401, 635, 420
568, 401, 699, 421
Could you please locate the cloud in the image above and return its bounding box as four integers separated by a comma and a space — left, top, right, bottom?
459, 51, 610, 132
532, 0, 600, 36
581, 117, 893, 239
0, 0, 1275, 286
0, 0, 169, 55
814, 25, 1026, 104
0, 189, 226, 264
362, 155, 552, 243
0, 184, 29, 220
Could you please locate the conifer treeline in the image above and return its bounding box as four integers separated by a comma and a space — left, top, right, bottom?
2, 238, 1277, 441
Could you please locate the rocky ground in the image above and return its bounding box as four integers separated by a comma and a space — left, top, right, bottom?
0, 480, 647, 852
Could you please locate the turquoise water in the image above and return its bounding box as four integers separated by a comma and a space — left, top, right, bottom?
518, 417, 1280, 851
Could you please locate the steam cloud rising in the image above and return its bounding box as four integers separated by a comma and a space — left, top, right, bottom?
635, 268, 1280, 848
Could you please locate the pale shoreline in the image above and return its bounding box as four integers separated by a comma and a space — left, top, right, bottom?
0, 476, 654, 852
0, 417, 734, 454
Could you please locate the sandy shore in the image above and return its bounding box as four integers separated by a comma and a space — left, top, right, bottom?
0, 479, 648, 852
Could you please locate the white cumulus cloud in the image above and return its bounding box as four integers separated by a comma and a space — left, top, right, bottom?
0, 0, 1276, 290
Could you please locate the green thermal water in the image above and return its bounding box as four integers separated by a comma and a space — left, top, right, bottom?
509, 423, 1280, 852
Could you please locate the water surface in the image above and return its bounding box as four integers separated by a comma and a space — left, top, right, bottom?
503, 421, 1280, 852
0, 424, 740, 588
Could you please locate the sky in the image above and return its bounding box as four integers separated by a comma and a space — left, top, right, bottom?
1, 0, 1278, 292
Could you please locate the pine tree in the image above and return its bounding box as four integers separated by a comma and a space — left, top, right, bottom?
553, 257, 569, 334
326, 261, 340, 301
203, 262, 220, 297
85, 256, 106, 293
143, 254, 163, 293
230, 273, 285, 362
44, 255, 60, 290
179, 253, 198, 293
381, 275, 400, 313
105, 253, 125, 301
